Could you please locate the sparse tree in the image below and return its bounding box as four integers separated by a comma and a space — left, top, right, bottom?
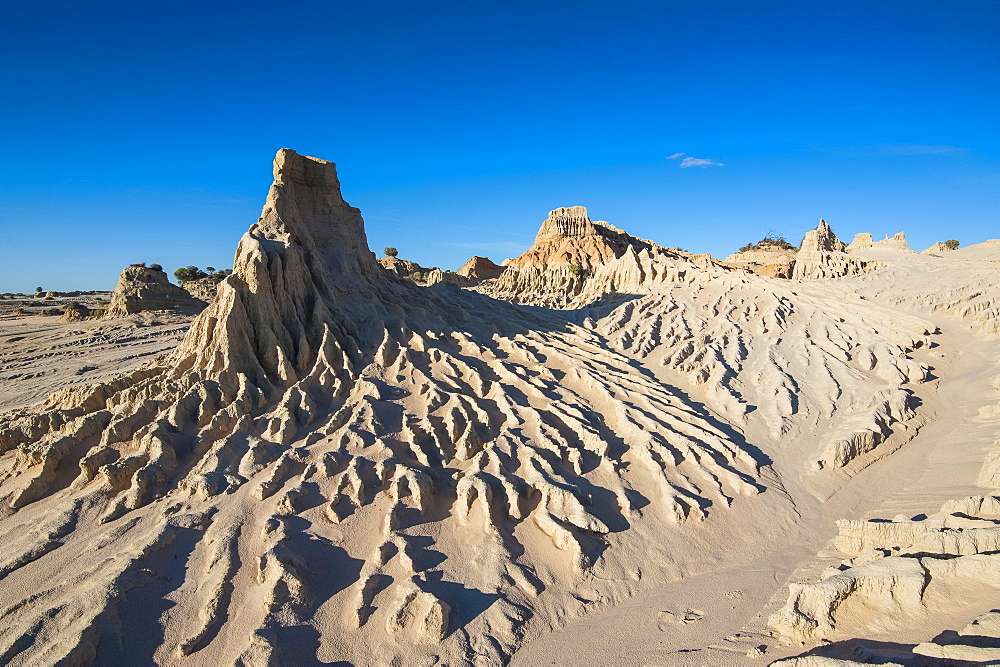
174, 266, 208, 283
149, 263, 163, 272
35, 287, 42, 294
944, 239, 960, 250
206, 266, 216, 273
383, 247, 399, 258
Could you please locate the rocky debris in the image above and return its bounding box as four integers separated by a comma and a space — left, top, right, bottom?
792, 220, 872, 280
457, 255, 506, 282
104, 265, 207, 318
380, 255, 428, 279
846, 232, 913, 253
769, 495, 1000, 645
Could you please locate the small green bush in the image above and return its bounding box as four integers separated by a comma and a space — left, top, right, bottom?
944, 239, 960, 250
384, 247, 399, 258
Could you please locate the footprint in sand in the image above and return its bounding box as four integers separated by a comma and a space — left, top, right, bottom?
657, 609, 704, 630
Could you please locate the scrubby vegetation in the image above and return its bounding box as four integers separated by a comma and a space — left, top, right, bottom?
738, 231, 797, 254
174, 266, 208, 283
384, 247, 399, 258
944, 239, 960, 250
173, 266, 232, 283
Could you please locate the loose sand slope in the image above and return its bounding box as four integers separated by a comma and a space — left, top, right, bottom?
0, 150, 997, 665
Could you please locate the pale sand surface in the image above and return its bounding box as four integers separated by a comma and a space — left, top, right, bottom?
0, 151, 997, 665
514, 306, 1000, 664
0, 314, 193, 412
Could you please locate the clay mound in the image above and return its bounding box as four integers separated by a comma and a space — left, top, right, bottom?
0, 150, 944, 664
457, 255, 505, 282
921, 241, 953, 255
724, 247, 797, 268
59, 302, 92, 322
792, 220, 873, 280
104, 265, 207, 317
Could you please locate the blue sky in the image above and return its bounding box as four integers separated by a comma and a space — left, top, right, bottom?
1, 0, 997, 292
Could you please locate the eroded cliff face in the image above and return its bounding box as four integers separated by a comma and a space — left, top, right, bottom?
847, 231, 913, 253
792, 219, 872, 280
481, 206, 666, 307
0, 151, 958, 665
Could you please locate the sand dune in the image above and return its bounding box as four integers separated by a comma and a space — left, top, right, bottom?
0, 149, 997, 665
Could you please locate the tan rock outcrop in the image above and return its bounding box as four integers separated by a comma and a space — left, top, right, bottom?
379, 255, 427, 279
456, 255, 505, 282
792, 220, 872, 280
481, 205, 658, 307
846, 232, 913, 253
104, 265, 207, 318
754, 261, 795, 278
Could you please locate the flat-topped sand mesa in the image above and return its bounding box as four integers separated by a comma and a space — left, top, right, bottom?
104, 264, 207, 317
0, 149, 994, 665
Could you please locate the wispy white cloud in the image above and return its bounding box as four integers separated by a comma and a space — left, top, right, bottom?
872, 143, 965, 156
680, 157, 725, 168
814, 143, 967, 157
667, 152, 725, 168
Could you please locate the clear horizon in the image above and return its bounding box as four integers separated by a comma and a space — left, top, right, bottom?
2, 0, 997, 293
